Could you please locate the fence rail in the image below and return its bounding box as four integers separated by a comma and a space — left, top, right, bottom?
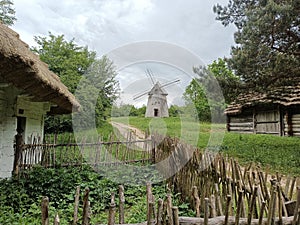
14, 134, 154, 175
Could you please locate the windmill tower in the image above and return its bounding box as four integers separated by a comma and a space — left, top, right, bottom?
133, 69, 179, 118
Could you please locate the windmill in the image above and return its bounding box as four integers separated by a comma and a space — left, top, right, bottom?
133, 69, 180, 118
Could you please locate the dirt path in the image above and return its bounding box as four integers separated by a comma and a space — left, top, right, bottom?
110, 121, 150, 150
110, 121, 146, 140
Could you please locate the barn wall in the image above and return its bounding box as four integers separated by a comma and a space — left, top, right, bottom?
227, 112, 254, 133
281, 107, 300, 137
290, 114, 300, 137
228, 106, 282, 135
255, 109, 281, 135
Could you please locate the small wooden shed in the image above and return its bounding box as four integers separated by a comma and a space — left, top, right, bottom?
0, 23, 80, 177
145, 82, 169, 118
225, 83, 300, 136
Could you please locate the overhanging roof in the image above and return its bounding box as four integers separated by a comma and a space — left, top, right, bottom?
225, 82, 300, 115
0, 23, 80, 114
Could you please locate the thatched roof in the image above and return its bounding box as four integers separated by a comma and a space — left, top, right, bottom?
225, 82, 300, 115
0, 23, 80, 114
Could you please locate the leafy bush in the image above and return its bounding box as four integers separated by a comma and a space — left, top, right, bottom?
0, 165, 191, 224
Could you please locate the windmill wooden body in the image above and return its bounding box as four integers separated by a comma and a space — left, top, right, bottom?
133, 69, 179, 118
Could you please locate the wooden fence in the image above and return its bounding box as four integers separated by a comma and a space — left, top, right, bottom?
14, 133, 154, 175
41, 182, 300, 225
152, 135, 300, 225
14, 134, 300, 225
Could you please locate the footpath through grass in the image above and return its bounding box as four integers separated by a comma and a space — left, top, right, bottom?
111, 116, 300, 175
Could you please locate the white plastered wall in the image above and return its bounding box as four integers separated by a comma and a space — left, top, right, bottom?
0, 88, 18, 178
0, 87, 50, 178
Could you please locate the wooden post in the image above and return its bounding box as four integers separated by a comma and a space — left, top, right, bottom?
166, 194, 173, 225
12, 131, 24, 177
214, 183, 223, 216
235, 190, 244, 225
210, 195, 217, 218
108, 193, 116, 225
192, 186, 201, 217
258, 201, 266, 225
157, 198, 164, 225
119, 185, 125, 224
290, 177, 297, 200
151, 136, 156, 164
147, 202, 155, 225
293, 187, 300, 225
286, 110, 293, 136
285, 177, 291, 198
253, 108, 257, 134
204, 198, 209, 225
82, 187, 90, 225
267, 190, 277, 225
42, 196, 49, 225
172, 207, 179, 225
54, 213, 60, 225
224, 195, 231, 225
247, 185, 258, 225
73, 186, 80, 225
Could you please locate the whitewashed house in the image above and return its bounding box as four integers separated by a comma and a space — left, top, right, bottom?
0, 24, 80, 177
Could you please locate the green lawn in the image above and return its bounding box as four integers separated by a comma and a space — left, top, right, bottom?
111, 116, 300, 175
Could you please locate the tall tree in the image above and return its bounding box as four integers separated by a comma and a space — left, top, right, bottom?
74, 56, 119, 128
208, 58, 240, 103
32, 33, 119, 132
214, 0, 300, 90
183, 60, 235, 122
0, 0, 16, 25
33, 33, 96, 93
183, 78, 211, 121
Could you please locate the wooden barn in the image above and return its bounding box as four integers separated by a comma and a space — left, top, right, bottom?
0, 24, 80, 177
225, 83, 300, 136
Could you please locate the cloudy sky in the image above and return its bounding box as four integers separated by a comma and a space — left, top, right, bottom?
12, 0, 236, 106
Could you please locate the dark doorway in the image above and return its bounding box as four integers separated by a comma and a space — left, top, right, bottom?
17, 116, 26, 136
154, 109, 159, 117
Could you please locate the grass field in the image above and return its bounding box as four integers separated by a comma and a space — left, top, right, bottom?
111, 116, 300, 175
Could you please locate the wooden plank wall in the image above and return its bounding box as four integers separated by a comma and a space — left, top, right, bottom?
255, 110, 280, 135
291, 114, 300, 136
283, 113, 300, 137
228, 114, 253, 133
228, 108, 282, 135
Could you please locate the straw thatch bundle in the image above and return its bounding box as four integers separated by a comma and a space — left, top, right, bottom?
225, 82, 300, 115
0, 23, 80, 114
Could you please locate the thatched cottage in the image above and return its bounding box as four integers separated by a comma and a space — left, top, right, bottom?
225, 82, 300, 136
0, 24, 80, 177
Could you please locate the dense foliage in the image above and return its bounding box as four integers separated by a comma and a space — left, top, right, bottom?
183, 78, 211, 121
0, 165, 193, 224
111, 104, 146, 117
0, 0, 16, 25
214, 0, 300, 91
32, 33, 119, 132
183, 59, 235, 121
